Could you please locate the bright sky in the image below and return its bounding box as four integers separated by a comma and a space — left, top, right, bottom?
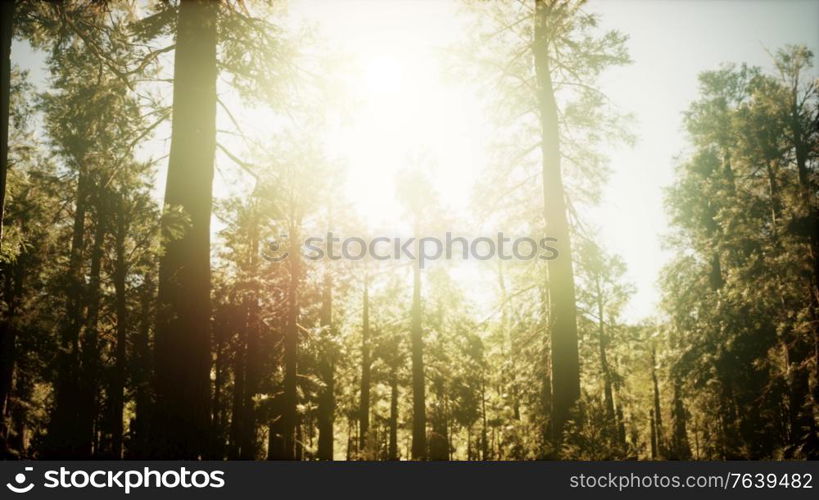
287, 0, 819, 321
12, 0, 819, 322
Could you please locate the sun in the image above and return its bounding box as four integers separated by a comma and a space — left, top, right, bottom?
362, 55, 404, 95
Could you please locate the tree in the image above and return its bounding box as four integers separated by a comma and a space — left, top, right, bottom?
151, 0, 219, 459
396, 166, 442, 460
358, 274, 372, 453
37, 14, 146, 457
664, 47, 819, 458
0, 0, 13, 244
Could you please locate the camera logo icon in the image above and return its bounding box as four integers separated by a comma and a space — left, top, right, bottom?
6, 466, 35, 494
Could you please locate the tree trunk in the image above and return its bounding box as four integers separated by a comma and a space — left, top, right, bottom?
388, 366, 399, 460
130, 277, 153, 459
281, 224, 300, 460
110, 199, 128, 459
533, 0, 580, 446
77, 207, 106, 457
0, 5, 13, 442
481, 376, 488, 460
0, 257, 20, 457
410, 263, 426, 460
596, 277, 615, 426
229, 303, 245, 459
358, 278, 371, 454
669, 377, 691, 459
239, 209, 261, 459
317, 273, 335, 460
651, 344, 664, 457
109, 210, 128, 459
0, 0, 13, 244
152, 0, 218, 458
45, 169, 90, 458
210, 304, 228, 459
649, 409, 657, 460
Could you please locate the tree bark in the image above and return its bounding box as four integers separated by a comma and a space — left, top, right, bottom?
388, 366, 399, 460
281, 224, 300, 460
152, 0, 218, 458
650, 344, 664, 457
595, 277, 615, 425
358, 278, 371, 454
229, 303, 245, 459
0, 6, 14, 437
317, 273, 335, 460
77, 208, 106, 457
110, 195, 128, 459
649, 409, 657, 460
130, 277, 154, 458
0, 257, 21, 456
0, 0, 13, 244
669, 377, 691, 459
44, 169, 90, 458
239, 228, 261, 459
410, 263, 426, 460
533, 0, 580, 445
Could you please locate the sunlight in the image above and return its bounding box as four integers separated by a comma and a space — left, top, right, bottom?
362, 55, 404, 95
331, 46, 485, 233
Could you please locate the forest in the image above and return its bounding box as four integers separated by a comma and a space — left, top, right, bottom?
0, 0, 817, 461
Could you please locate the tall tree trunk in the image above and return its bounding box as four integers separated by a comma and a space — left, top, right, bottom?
238, 314, 258, 460
281, 224, 300, 460
595, 277, 615, 426
0, 257, 20, 457
497, 264, 520, 420
317, 273, 335, 460
481, 376, 488, 460
152, 0, 218, 458
649, 409, 658, 460
669, 377, 691, 459
266, 396, 287, 460
538, 282, 552, 453
388, 366, 399, 460
110, 199, 128, 459
77, 207, 106, 457
7, 348, 26, 455
131, 277, 153, 458
650, 344, 664, 457
358, 278, 371, 454
45, 169, 90, 458
210, 305, 228, 459
229, 304, 246, 459
0, 0, 13, 244
533, 0, 580, 445
0, 6, 13, 439
239, 208, 261, 459
410, 263, 426, 460
429, 397, 449, 461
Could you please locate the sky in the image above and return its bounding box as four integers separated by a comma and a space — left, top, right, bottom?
11, 0, 819, 322
286, 0, 819, 321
